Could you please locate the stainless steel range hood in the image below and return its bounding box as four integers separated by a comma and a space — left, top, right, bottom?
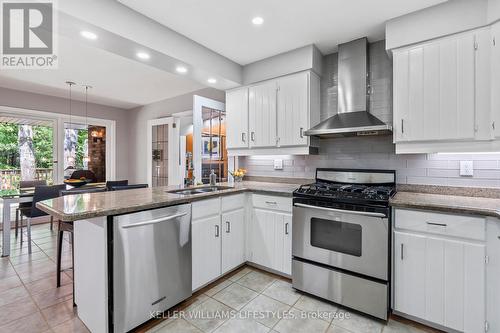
304, 38, 392, 138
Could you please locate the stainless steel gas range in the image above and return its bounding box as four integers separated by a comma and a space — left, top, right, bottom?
292, 168, 396, 320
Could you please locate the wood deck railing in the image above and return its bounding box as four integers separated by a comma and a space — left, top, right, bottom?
0, 168, 53, 190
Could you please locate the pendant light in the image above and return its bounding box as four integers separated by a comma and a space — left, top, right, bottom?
66, 81, 76, 164
83, 85, 92, 163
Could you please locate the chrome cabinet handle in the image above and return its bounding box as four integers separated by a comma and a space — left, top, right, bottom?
426, 222, 447, 227
226, 221, 230, 233
285, 222, 289, 235
241, 132, 246, 142
215, 225, 220, 237
265, 201, 277, 205
401, 119, 404, 134
251, 132, 255, 141
401, 243, 404, 260
300, 127, 304, 138
121, 212, 188, 229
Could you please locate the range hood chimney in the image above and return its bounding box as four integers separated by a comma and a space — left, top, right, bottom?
304, 38, 392, 138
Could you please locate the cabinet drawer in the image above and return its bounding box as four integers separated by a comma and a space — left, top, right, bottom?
394, 208, 485, 241
252, 194, 292, 213
221, 193, 246, 212
192, 198, 220, 220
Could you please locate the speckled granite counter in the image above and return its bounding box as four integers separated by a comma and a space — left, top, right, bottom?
36, 181, 303, 222
390, 187, 500, 218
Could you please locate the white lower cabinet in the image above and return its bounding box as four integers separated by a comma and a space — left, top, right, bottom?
192, 195, 246, 291
250, 194, 292, 275
192, 214, 222, 291
221, 208, 245, 274
394, 209, 486, 332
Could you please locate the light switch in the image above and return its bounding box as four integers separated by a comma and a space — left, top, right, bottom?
459, 160, 474, 176
274, 159, 283, 170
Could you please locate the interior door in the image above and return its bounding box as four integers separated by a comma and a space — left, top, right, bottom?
248, 81, 277, 148
226, 88, 249, 149
277, 72, 309, 147
192, 215, 221, 290
221, 208, 245, 273
148, 117, 181, 187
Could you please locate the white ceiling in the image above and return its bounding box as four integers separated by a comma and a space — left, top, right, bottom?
0, 35, 205, 109
118, 0, 447, 65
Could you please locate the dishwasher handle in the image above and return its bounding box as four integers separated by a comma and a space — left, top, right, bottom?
121, 212, 188, 229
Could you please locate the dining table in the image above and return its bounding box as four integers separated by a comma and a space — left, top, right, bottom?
1, 182, 106, 257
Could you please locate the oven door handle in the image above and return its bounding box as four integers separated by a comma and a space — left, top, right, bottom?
294, 203, 387, 218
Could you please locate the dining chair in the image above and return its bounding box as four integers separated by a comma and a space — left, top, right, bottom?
57, 187, 106, 288
20, 184, 66, 254
105, 180, 128, 191
15, 180, 47, 239
109, 184, 148, 191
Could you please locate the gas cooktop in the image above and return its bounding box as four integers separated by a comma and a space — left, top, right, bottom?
293, 169, 396, 208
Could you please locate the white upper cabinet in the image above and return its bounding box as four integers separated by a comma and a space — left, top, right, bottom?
393, 30, 476, 142
277, 72, 309, 147
226, 70, 320, 155
492, 22, 500, 138
226, 88, 249, 149
392, 26, 500, 152
249, 80, 278, 148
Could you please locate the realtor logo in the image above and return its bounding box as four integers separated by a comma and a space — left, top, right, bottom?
1, 0, 58, 68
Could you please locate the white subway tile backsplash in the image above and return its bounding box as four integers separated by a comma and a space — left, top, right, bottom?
240, 136, 500, 188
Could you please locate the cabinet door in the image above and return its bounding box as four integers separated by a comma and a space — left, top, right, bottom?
274, 213, 292, 275
226, 88, 249, 149
393, 32, 476, 142
492, 22, 500, 138
394, 231, 426, 318
251, 208, 276, 268
277, 72, 309, 147
192, 215, 221, 290
221, 208, 245, 274
249, 81, 277, 148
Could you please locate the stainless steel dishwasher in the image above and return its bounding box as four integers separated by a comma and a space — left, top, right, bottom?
112, 204, 192, 333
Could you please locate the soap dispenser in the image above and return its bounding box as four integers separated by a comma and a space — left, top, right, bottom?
209, 169, 217, 186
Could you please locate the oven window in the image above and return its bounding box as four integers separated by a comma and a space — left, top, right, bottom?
310, 218, 362, 257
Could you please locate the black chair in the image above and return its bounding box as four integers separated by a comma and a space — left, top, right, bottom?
57, 187, 106, 288
20, 184, 66, 254
110, 184, 148, 191
70, 170, 97, 182
15, 180, 47, 239
105, 180, 128, 191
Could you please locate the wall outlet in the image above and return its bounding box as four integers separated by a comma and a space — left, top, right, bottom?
274, 159, 283, 170
459, 160, 474, 176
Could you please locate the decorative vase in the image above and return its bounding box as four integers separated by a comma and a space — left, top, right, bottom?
234, 176, 243, 183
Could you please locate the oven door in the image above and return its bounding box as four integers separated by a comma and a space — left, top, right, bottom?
292, 203, 389, 281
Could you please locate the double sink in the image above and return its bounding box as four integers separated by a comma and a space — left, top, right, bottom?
167, 185, 234, 196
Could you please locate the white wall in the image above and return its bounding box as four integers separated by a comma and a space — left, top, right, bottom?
240, 136, 500, 188
386, 0, 489, 50
127, 87, 225, 183
242, 45, 322, 85
0, 87, 130, 180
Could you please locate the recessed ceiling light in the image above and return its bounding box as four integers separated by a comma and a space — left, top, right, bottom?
80, 31, 97, 40
252, 16, 264, 25
136, 52, 150, 60
176, 66, 188, 73
207, 78, 217, 84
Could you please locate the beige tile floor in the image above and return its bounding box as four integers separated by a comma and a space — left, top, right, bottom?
1, 223, 441, 333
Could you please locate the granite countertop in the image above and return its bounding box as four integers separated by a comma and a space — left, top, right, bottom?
390, 187, 500, 218
36, 181, 303, 222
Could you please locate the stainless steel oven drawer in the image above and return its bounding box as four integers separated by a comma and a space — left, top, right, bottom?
292, 259, 388, 320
